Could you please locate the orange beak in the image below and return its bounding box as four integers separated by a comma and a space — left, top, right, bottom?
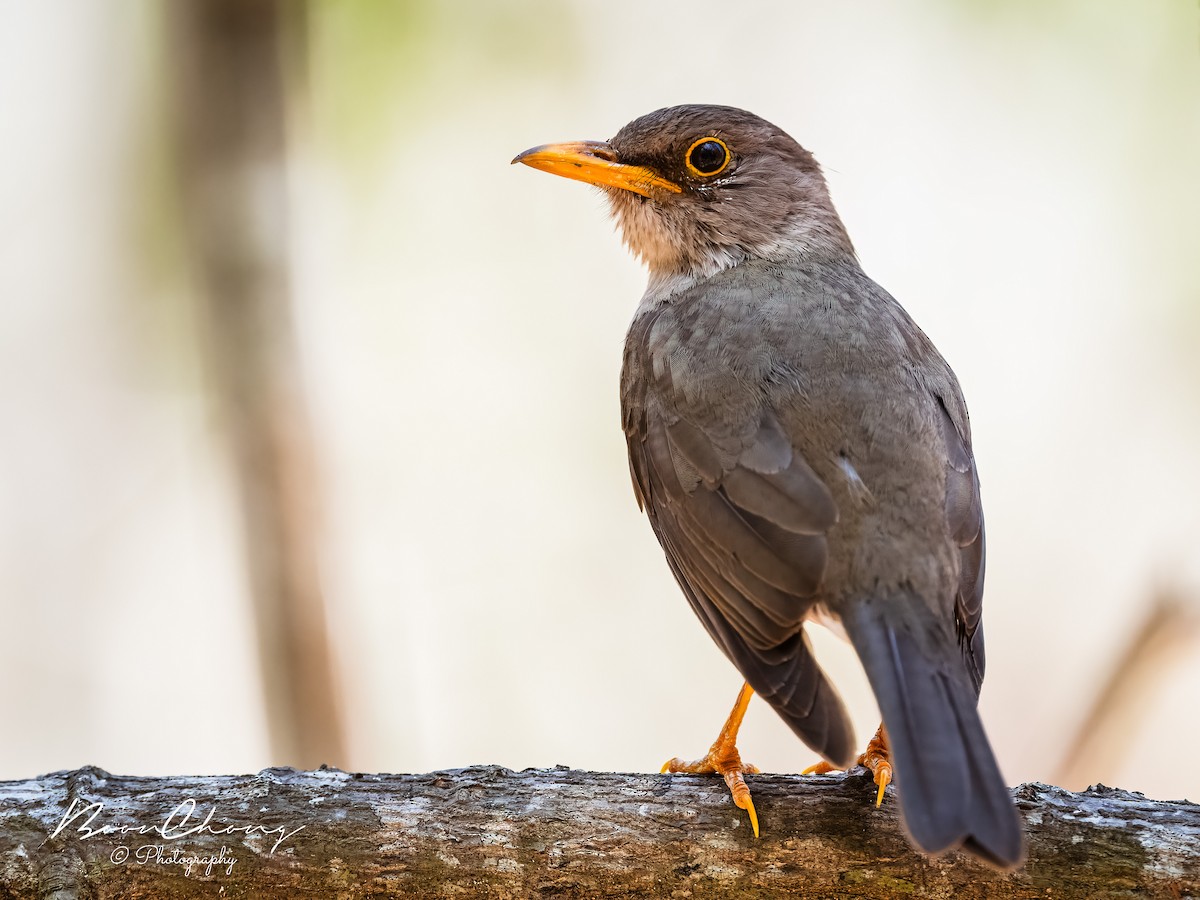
511, 140, 681, 199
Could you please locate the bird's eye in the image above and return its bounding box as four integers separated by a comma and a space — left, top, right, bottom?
685, 137, 731, 177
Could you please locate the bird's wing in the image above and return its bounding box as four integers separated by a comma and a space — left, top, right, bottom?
936, 395, 987, 693
628, 400, 855, 766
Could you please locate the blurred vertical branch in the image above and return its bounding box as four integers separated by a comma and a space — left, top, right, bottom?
165, 0, 345, 767
1056, 588, 1200, 790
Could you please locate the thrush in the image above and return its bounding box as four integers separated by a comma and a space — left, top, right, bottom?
513, 104, 1025, 869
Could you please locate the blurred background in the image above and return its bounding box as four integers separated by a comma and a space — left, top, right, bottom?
1, 0, 1198, 805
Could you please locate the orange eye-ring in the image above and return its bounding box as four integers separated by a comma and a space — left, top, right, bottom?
685, 137, 731, 178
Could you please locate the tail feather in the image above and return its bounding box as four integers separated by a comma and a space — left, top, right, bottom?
843, 595, 1025, 869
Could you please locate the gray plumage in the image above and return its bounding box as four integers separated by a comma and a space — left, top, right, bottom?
520, 104, 1023, 868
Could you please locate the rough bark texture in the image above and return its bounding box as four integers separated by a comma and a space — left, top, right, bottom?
1, 766, 1196, 899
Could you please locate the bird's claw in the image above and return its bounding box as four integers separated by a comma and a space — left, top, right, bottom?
724, 767, 760, 838
663, 752, 761, 838
804, 723, 892, 808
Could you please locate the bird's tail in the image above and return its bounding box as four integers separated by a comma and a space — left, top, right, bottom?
841, 594, 1025, 869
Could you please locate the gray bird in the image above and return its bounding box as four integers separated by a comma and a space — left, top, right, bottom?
513, 104, 1025, 869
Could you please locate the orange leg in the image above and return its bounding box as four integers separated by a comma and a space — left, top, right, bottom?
803, 722, 893, 808
662, 682, 762, 837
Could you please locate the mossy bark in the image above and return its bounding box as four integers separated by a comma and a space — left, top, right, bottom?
0, 766, 1196, 898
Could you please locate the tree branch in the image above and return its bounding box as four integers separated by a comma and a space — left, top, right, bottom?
166, 0, 347, 769
2, 766, 1196, 898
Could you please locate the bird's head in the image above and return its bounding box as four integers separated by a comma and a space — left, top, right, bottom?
513, 105, 853, 286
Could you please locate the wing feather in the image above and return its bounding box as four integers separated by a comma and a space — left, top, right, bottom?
936, 396, 987, 692
630, 403, 854, 763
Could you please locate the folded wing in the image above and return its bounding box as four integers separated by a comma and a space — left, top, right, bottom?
628, 402, 855, 767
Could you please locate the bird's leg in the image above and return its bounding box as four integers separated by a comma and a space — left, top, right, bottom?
803, 722, 893, 807
661, 682, 761, 837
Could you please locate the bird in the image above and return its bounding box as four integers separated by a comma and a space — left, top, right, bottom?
512, 104, 1025, 869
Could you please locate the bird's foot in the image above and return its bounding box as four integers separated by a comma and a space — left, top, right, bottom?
803, 723, 892, 807
661, 682, 761, 837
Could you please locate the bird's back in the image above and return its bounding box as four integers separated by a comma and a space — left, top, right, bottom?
621, 254, 967, 613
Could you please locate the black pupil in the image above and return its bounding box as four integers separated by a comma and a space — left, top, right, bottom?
689, 140, 727, 174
